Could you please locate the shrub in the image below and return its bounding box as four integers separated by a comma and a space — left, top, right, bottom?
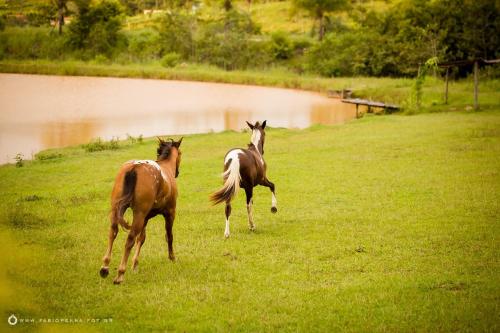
15, 153, 23, 167
126, 29, 161, 62
270, 31, 292, 60
126, 133, 144, 144
35, 151, 63, 161
0, 27, 66, 60
160, 52, 181, 68
82, 137, 119, 152
306, 30, 397, 77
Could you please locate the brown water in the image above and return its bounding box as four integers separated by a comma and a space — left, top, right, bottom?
0, 73, 356, 164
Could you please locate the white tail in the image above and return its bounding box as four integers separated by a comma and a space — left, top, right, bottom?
210, 150, 242, 205
222, 156, 241, 196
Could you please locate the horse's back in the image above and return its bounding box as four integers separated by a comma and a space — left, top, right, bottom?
225, 148, 264, 186
111, 161, 166, 211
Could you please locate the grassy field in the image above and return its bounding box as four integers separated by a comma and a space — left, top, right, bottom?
1, 107, 499, 332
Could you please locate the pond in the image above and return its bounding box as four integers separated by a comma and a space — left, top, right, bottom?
0, 73, 357, 164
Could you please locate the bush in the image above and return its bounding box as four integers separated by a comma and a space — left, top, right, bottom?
35, 151, 63, 161
161, 52, 181, 68
15, 153, 23, 167
82, 137, 119, 152
270, 31, 292, 60
306, 30, 398, 77
126, 29, 161, 62
0, 27, 66, 60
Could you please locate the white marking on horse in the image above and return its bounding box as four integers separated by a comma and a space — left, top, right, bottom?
131, 160, 171, 198
272, 192, 277, 209
132, 160, 168, 183
247, 201, 255, 231
224, 149, 243, 164
251, 129, 261, 149
250, 130, 264, 164
225, 217, 230, 238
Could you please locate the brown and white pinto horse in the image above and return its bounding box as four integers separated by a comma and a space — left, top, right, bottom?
99, 137, 183, 284
210, 121, 277, 238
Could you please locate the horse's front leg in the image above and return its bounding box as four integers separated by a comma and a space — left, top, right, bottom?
261, 178, 277, 213
245, 187, 255, 231
163, 210, 175, 261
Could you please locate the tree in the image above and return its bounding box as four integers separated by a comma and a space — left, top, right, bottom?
66, 0, 124, 57
158, 11, 194, 58
196, 10, 262, 70
292, 0, 348, 40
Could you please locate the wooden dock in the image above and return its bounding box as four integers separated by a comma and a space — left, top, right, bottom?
341, 98, 400, 117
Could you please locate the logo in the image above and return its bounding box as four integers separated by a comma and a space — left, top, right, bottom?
8, 314, 18, 326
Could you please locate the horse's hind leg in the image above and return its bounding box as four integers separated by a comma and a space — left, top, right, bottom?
224, 201, 231, 238
163, 210, 175, 261
113, 212, 144, 285
131, 226, 147, 271
245, 187, 255, 231
262, 178, 277, 213
100, 214, 119, 278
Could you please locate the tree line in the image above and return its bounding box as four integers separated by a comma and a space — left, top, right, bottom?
0, 0, 498, 77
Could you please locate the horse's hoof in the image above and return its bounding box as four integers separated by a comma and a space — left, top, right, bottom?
169, 255, 176, 262
99, 267, 109, 278
271, 207, 277, 214
113, 276, 123, 285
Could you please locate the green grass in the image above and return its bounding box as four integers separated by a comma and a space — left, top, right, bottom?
1, 108, 499, 332
244, 0, 313, 34
1, 59, 499, 109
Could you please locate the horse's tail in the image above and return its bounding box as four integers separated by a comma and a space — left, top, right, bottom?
210, 157, 241, 205
113, 168, 137, 230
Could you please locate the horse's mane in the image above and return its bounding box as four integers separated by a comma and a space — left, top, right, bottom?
157, 139, 175, 160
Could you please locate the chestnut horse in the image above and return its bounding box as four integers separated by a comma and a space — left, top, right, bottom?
210, 121, 277, 237
99, 137, 183, 284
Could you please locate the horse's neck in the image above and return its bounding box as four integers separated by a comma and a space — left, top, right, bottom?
248, 145, 264, 165
157, 157, 176, 176
252, 142, 264, 156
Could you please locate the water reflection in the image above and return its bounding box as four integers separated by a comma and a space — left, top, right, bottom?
0, 74, 357, 164
310, 103, 357, 125
42, 120, 101, 147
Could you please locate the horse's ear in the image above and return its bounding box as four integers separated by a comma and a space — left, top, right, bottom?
262, 120, 267, 129
174, 137, 183, 148
246, 121, 254, 130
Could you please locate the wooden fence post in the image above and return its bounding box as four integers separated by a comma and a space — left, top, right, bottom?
474, 61, 479, 110
444, 67, 449, 104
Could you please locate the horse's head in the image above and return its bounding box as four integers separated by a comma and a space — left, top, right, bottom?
157, 137, 183, 177
246, 120, 266, 154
